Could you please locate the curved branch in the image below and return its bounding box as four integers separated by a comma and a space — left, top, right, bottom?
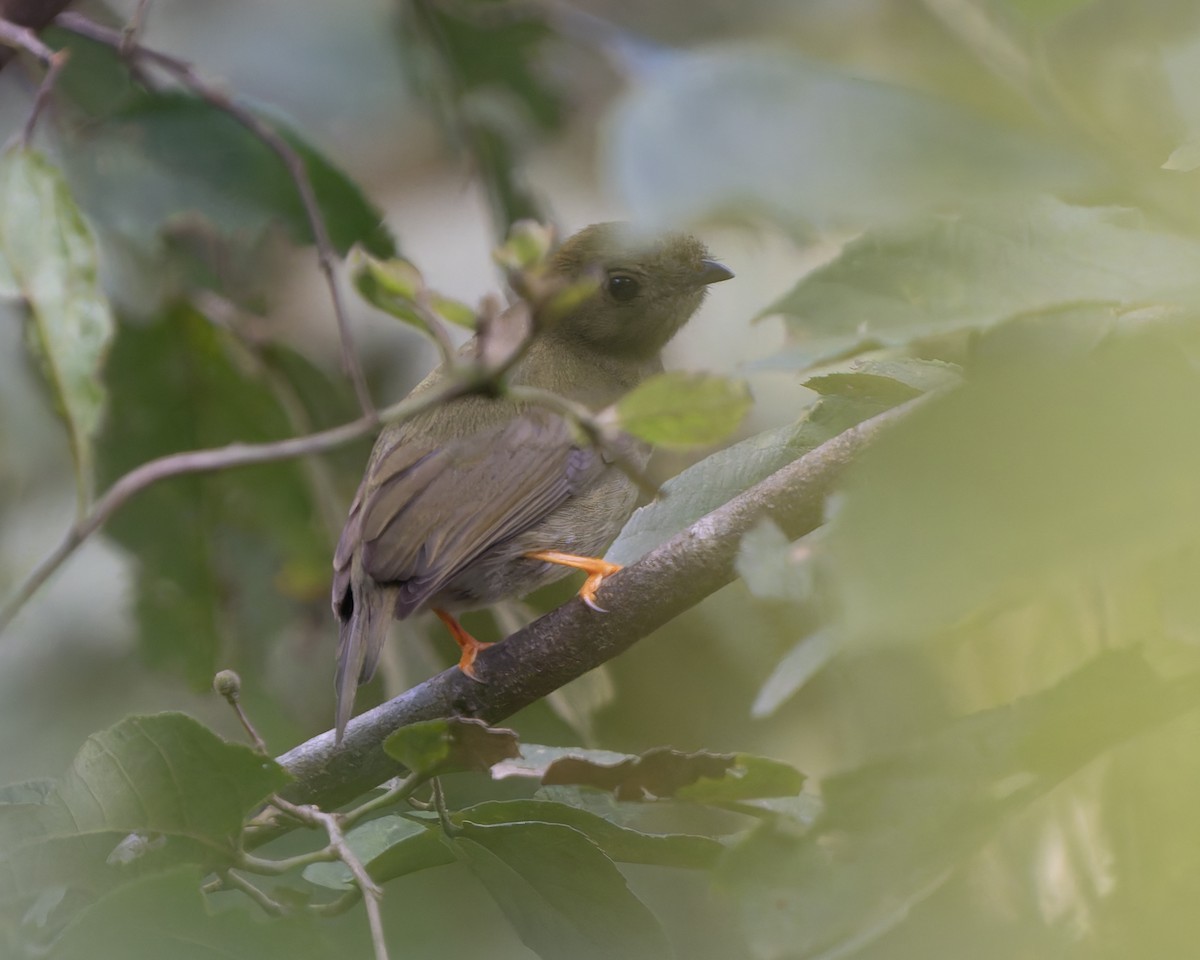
56, 11, 375, 417
269, 397, 925, 815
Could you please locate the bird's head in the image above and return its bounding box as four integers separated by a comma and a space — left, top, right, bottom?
546, 222, 733, 358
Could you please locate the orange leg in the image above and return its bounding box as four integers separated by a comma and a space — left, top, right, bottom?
434, 607, 491, 681
525, 550, 623, 613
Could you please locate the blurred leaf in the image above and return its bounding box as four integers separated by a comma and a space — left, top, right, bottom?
545, 667, 615, 745
606, 48, 1079, 232
1003, 0, 1100, 27
0, 148, 114, 506
449, 820, 671, 960
825, 326, 1200, 643
608, 392, 898, 565
352, 251, 476, 337
400, 0, 557, 233
0, 714, 287, 905
53, 866, 332, 960
735, 518, 812, 603
494, 219, 556, 271
751, 629, 838, 720
804, 358, 963, 404
720, 651, 1194, 960
383, 717, 520, 778
97, 309, 333, 683
761, 199, 1200, 370
495, 744, 802, 802
611, 372, 752, 451
59, 90, 394, 259
1163, 136, 1200, 170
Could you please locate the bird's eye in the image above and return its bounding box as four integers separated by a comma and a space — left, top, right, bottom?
605, 273, 641, 302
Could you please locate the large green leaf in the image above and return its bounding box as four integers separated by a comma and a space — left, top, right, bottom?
606, 48, 1078, 232
308, 798, 722, 890
0, 149, 114, 506
0, 714, 288, 906
761, 199, 1200, 370
449, 820, 672, 960
611, 372, 752, 451
97, 309, 339, 683
52, 866, 332, 960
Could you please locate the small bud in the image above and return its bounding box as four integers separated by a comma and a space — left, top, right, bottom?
493, 220, 556, 272
213, 669, 242, 702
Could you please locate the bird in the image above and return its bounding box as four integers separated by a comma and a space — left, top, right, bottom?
331, 222, 733, 740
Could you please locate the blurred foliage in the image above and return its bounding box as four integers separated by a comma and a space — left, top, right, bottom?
4, 0, 1200, 958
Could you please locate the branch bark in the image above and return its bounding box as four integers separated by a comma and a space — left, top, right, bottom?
271, 397, 924, 814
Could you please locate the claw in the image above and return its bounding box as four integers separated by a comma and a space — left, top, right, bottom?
525, 550, 622, 614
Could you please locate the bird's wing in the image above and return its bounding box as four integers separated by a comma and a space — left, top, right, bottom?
342, 409, 606, 618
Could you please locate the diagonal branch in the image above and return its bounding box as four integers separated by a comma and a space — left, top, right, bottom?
265, 397, 925, 819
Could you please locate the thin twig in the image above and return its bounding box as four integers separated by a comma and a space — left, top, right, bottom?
213, 669, 268, 754
55, 10, 376, 418
270, 796, 389, 960
340, 771, 428, 829
0, 17, 67, 146
213, 869, 287, 916
0, 379, 468, 635
119, 0, 153, 55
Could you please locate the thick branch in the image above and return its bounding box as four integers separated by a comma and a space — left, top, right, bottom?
272, 397, 922, 813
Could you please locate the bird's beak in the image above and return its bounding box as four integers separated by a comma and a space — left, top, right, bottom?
697, 258, 735, 285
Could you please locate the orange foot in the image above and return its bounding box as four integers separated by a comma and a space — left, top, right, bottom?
434, 607, 492, 681
525, 550, 623, 613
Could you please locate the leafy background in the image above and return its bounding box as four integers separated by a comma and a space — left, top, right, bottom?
4, 0, 1200, 957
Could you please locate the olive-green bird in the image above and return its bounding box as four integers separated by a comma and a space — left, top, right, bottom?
332, 223, 733, 739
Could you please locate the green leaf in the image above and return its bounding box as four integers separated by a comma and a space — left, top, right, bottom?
457, 800, 722, 869
751, 628, 838, 719
97, 309, 340, 683
52, 866, 333, 960
803, 357, 963, 404
0, 148, 115, 507
607, 392, 897, 565
0, 714, 288, 905
761, 199, 1200, 370
58, 89, 394, 259
450, 820, 671, 960
611, 372, 751, 451
383, 717, 520, 778
824, 325, 1200, 644
720, 651, 1189, 960
606, 48, 1078, 232
303, 815, 433, 890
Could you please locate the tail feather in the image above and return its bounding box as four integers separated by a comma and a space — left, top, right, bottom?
334, 567, 399, 742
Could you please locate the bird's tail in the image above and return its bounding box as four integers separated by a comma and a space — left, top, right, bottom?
334, 563, 398, 742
